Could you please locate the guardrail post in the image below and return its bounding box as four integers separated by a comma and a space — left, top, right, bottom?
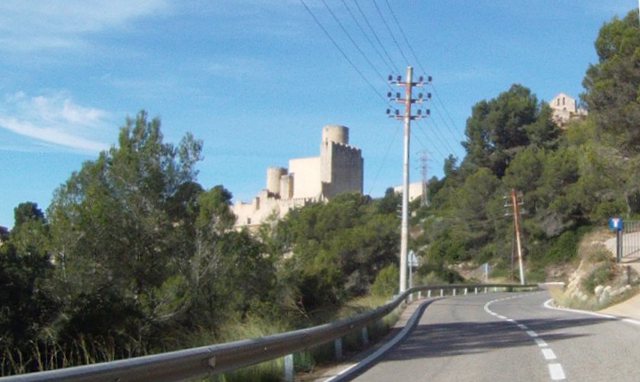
418, 291, 422, 299
453, 288, 456, 296
464, 288, 468, 295
484, 287, 488, 293
361, 327, 369, 346
427, 289, 431, 298
335, 338, 343, 361
440, 289, 443, 297
475, 287, 478, 294
284, 354, 294, 382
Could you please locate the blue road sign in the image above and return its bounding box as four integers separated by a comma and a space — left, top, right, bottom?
609, 217, 624, 231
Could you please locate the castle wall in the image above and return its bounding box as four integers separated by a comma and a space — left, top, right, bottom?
232, 193, 312, 229
322, 141, 363, 199
394, 182, 425, 202
289, 156, 322, 199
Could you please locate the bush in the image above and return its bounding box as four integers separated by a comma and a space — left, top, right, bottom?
582, 262, 616, 294
371, 264, 398, 297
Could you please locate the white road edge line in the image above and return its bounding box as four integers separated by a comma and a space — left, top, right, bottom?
622, 318, 640, 326
324, 298, 435, 381
544, 298, 640, 326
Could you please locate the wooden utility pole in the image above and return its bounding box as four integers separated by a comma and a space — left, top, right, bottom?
387, 67, 431, 292
420, 151, 429, 207
510, 189, 526, 285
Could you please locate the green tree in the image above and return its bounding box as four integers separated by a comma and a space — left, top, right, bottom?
47, 111, 203, 346
582, 10, 640, 154
462, 84, 554, 177
13, 202, 45, 230
0, 203, 56, 374
276, 193, 399, 311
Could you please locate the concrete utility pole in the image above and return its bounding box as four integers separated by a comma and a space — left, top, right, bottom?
387, 66, 431, 292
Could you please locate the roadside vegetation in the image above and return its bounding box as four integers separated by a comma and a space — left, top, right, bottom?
1, 8, 639, 379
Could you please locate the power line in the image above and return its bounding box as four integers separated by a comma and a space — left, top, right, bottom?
411, 124, 448, 162
320, 0, 390, 86
383, 0, 423, 70
422, 112, 461, 154
367, 124, 401, 196
352, 0, 400, 73
341, 0, 396, 74
381, 1, 464, 149
299, 0, 387, 104
371, 0, 411, 65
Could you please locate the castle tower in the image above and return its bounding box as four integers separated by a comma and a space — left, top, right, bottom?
320, 125, 363, 199
266, 167, 287, 196
322, 124, 349, 146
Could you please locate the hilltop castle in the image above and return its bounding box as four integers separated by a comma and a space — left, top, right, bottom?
232, 125, 363, 228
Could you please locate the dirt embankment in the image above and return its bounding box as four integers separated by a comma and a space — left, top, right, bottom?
553, 230, 640, 310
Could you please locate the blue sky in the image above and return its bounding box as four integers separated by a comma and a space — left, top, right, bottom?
0, 0, 636, 228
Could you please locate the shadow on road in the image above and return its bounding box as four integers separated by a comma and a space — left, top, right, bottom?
385, 315, 611, 361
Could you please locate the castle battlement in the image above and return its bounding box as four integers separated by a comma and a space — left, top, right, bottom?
328, 140, 362, 153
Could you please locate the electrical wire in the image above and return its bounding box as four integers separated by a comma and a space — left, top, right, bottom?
341, 0, 396, 75
372, 0, 411, 66
352, 0, 400, 74
299, 0, 388, 104
320, 0, 391, 86
381, 0, 464, 151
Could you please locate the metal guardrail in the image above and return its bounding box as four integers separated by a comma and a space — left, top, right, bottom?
1, 283, 538, 382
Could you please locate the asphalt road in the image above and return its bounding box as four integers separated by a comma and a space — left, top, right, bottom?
350, 291, 640, 382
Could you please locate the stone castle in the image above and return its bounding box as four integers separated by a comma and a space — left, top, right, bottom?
232, 125, 363, 228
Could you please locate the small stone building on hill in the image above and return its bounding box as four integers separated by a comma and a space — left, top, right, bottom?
549, 93, 588, 127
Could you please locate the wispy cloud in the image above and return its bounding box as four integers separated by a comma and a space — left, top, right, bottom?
0, 92, 112, 153
0, 0, 169, 52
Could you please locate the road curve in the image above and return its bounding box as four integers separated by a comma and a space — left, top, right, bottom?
348, 291, 640, 382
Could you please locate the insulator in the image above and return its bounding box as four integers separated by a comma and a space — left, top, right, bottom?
417, 110, 422, 115
419, 75, 424, 82
428, 76, 433, 83
396, 92, 400, 99
388, 74, 393, 81
418, 93, 423, 99
386, 108, 391, 114
428, 93, 432, 99
397, 75, 402, 82
395, 109, 400, 116
426, 109, 431, 116
387, 92, 392, 98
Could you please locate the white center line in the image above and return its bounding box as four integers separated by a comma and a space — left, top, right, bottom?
549, 363, 566, 380
542, 348, 557, 360
486, 296, 566, 381
534, 338, 548, 347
